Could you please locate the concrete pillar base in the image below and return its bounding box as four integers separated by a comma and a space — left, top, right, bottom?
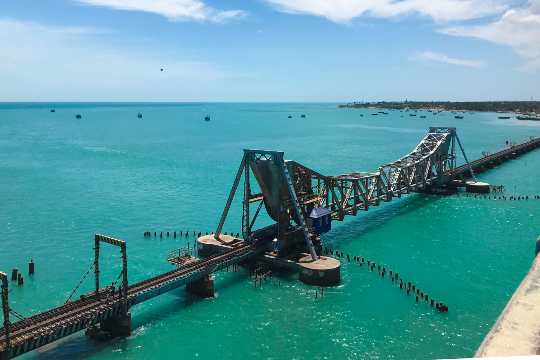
100, 312, 132, 337
298, 255, 341, 287
0, 349, 10, 360
186, 275, 215, 298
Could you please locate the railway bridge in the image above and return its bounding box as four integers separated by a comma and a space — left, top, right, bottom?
1, 127, 539, 359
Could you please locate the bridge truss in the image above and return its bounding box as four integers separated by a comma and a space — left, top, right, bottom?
214, 127, 474, 260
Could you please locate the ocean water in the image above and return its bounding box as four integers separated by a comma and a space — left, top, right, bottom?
0, 103, 539, 360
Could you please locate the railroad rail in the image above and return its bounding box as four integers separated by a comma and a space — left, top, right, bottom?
448, 136, 540, 178
0, 241, 257, 359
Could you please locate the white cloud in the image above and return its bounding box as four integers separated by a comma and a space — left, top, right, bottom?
76, 0, 246, 23
265, 0, 508, 23
441, 0, 540, 71
0, 19, 249, 101
414, 51, 485, 68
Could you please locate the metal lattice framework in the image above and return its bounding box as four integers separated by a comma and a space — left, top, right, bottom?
214, 127, 474, 260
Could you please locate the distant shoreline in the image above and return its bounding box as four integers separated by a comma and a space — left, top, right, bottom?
339, 101, 540, 117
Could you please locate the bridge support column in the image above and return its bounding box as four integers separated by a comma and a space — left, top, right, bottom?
100, 312, 132, 337
0, 349, 10, 360
186, 274, 215, 298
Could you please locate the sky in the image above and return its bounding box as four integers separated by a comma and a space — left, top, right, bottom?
1, 0, 539, 102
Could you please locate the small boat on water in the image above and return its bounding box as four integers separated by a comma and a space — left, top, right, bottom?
420, 115, 426, 118
409, 114, 417, 117
137, 112, 143, 119
455, 115, 464, 119
75, 114, 82, 119
204, 115, 211, 121
301, 114, 306, 118
288, 115, 292, 119
372, 113, 378, 116
359, 114, 364, 117
517, 115, 540, 121
50, 109, 56, 113
498, 116, 511, 119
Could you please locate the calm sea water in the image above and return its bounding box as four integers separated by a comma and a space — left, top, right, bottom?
1, 103, 539, 360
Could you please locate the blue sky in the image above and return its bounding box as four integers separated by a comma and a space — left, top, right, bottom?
1, 0, 539, 101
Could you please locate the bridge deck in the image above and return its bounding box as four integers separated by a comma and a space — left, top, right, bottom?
0, 243, 255, 358
448, 137, 540, 178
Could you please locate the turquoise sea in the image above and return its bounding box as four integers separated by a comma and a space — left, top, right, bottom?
1, 103, 539, 359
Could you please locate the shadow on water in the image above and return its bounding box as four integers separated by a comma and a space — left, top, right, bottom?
322, 192, 445, 247
32, 269, 253, 360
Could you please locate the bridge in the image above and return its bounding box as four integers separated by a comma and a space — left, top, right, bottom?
1, 127, 539, 359
0, 236, 259, 359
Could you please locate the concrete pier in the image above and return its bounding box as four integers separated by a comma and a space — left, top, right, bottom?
99, 312, 132, 337
298, 255, 341, 286
476, 236, 540, 357
186, 274, 215, 298
197, 234, 237, 256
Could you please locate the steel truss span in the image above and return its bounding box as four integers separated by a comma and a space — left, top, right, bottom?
214, 127, 473, 260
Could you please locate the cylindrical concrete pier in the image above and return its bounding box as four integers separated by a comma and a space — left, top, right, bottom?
298, 255, 341, 286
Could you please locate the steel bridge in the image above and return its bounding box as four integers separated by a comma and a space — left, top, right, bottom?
1, 127, 539, 359
0, 236, 259, 359
214, 127, 480, 260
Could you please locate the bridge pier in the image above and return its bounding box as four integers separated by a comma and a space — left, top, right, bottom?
0, 349, 9, 360
99, 312, 132, 337
186, 274, 215, 298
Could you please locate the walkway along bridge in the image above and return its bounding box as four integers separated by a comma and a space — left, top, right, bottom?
1, 127, 539, 359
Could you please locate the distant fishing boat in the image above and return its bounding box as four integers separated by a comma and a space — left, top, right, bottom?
359, 114, 364, 117
517, 115, 540, 121
50, 109, 56, 113
137, 112, 143, 119
409, 114, 417, 117
498, 116, 511, 119
455, 115, 464, 119
204, 115, 211, 121
301, 114, 306, 118
75, 114, 82, 119
288, 115, 292, 119
420, 115, 426, 118
372, 113, 378, 116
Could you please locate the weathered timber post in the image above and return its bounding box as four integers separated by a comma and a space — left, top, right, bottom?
0, 272, 10, 360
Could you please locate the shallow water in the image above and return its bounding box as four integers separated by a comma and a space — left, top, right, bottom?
0, 103, 539, 359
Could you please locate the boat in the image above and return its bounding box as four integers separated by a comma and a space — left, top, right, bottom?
454, 115, 464, 119
50, 109, 56, 113
372, 113, 378, 116
359, 114, 364, 117
301, 114, 306, 118
498, 116, 511, 119
420, 115, 426, 118
75, 114, 82, 119
409, 114, 417, 117
204, 115, 211, 121
288, 115, 292, 119
137, 112, 143, 119
517, 115, 540, 121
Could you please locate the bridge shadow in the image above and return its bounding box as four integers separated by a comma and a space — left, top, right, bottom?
322, 192, 445, 248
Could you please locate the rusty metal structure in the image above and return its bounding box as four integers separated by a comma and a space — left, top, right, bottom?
215, 127, 476, 260
1, 128, 539, 359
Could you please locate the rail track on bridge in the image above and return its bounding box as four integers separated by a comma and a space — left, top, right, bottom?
0, 242, 255, 358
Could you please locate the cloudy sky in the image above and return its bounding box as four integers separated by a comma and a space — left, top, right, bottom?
1, 0, 539, 101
